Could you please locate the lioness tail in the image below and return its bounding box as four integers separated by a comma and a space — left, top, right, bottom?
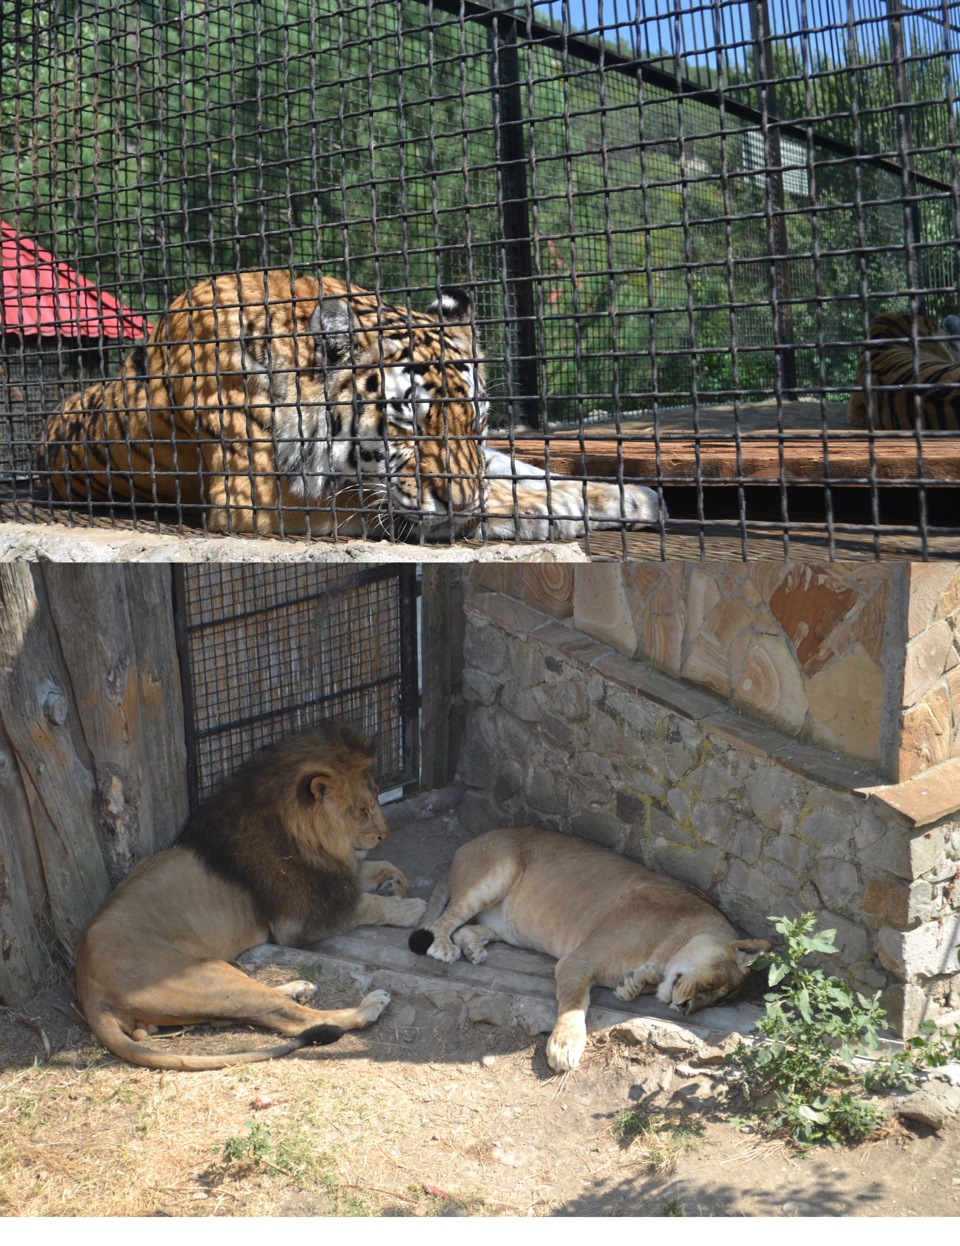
408, 865, 450, 955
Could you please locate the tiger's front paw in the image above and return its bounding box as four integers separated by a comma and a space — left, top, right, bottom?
623, 484, 664, 528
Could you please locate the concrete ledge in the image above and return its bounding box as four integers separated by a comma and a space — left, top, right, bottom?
0, 520, 590, 564
870, 757, 960, 828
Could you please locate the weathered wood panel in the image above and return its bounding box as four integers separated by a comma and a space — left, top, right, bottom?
44, 565, 188, 872
0, 568, 112, 959
0, 570, 51, 1000
488, 433, 960, 483
0, 565, 187, 1006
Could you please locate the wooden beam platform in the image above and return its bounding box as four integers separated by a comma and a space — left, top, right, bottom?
488, 432, 960, 486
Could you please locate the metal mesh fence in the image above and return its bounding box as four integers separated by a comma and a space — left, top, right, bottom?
1, 1, 959, 556
173, 564, 419, 803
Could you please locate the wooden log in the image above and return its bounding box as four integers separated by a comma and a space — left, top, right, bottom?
0, 566, 111, 964
42, 566, 188, 874
0, 567, 53, 1000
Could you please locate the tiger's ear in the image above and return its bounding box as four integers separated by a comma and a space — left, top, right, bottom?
427, 286, 473, 326
310, 295, 356, 366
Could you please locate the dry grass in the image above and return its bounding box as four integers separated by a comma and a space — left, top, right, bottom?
5, 965, 960, 1219
0, 967, 505, 1219
612, 1105, 706, 1173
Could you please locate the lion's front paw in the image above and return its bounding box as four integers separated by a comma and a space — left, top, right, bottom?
377, 872, 410, 897
426, 935, 461, 964
365, 861, 410, 896
358, 988, 391, 1023
399, 897, 427, 926
546, 1018, 587, 1072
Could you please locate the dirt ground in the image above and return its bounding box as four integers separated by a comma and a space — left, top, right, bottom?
2, 960, 960, 1220
4, 808, 960, 1220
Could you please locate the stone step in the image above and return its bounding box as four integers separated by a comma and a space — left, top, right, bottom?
240, 923, 762, 1051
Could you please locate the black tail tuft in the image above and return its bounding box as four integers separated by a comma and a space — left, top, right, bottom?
299, 1023, 344, 1047
408, 927, 435, 955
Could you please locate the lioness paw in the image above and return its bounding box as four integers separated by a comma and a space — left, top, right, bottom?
546, 1021, 587, 1072
614, 963, 661, 1001
277, 978, 318, 1002
426, 935, 461, 964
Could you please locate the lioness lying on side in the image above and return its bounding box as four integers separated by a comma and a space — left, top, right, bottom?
409, 826, 769, 1072
76, 724, 426, 1071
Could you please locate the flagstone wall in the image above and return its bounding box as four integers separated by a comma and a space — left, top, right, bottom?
457, 565, 960, 1037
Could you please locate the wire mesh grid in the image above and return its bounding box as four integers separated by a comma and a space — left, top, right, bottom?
173, 564, 419, 804
1, 0, 959, 557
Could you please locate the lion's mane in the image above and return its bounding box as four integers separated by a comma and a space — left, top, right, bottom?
176, 722, 375, 944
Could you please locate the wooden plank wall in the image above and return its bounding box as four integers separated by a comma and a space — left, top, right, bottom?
0, 565, 188, 1006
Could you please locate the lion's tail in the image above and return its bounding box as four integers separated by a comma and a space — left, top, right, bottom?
83, 1006, 343, 1071
407, 865, 450, 955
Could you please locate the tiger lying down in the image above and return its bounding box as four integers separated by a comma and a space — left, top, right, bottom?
39, 270, 663, 541
409, 827, 769, 1072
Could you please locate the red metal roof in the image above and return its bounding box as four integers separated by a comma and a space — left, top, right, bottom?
0, 222, 151, 340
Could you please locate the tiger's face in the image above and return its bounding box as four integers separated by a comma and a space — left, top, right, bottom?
314, 286, 488, 535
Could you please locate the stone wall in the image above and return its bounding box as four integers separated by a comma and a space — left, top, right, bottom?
467, 562, 960, 783
902, 564, 960, 779
457, 570, 960, 1037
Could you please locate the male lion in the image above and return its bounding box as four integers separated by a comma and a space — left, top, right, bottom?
409, 827, 769, 1072
76, 724, 425, 1070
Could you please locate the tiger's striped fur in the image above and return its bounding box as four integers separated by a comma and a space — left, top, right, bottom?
848, 312, 960, 431
38, 270, 662, 540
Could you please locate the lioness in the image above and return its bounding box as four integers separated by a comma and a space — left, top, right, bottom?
409, 826, 769, 1072
76, 724, 425, 1070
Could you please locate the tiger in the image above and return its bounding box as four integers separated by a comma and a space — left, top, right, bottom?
38, 270, 663, 540
848, 311, 960, 431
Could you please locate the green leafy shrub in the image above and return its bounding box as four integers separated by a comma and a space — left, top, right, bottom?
218, 1121, 273, 1167
732, 914, 898, 1146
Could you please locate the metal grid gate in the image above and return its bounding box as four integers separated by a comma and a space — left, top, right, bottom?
173, 564, 419, 805
1, 1, 959, 557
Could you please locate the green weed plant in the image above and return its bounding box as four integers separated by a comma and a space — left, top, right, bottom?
732, 913, 959, 1147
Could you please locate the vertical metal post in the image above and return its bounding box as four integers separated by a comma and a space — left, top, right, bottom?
750, 0, 798, 399
886, 0, 925, 306
487, 2, 542, 429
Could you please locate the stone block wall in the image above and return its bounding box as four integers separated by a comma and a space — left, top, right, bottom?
457, 569, 960, 1037
467, 562, 960, 783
